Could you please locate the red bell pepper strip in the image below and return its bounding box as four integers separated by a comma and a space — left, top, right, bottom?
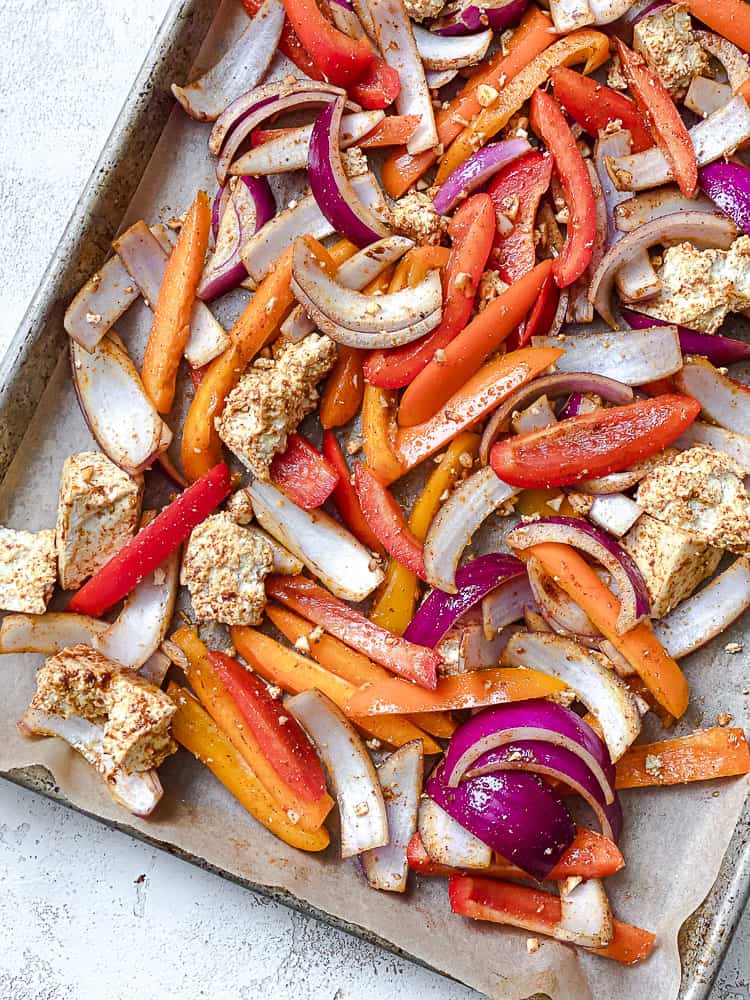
240, 0, 325, 82
449, 876, 656, 964
407, 828, 625, 880
490, 394, 701, 489
264, 574, 441, 689
364, 194, 495, 390
68, 463, 231, 617
322, 430, 385, 555
353, 464, 426, 578
614, 38, 697, 198
207, 650, 328, 803
281, 0, 376, 88
515, 269, 560, 349
529, 88, 596, 289
489, 151, 553, 285
269, 432, 339, 510
349, 60, 401, 111
550, 66, 653, 154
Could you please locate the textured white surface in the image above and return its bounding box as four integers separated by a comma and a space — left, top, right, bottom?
0, 2, 747, 999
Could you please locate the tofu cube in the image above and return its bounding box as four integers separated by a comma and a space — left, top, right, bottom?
0, 526, 57, 613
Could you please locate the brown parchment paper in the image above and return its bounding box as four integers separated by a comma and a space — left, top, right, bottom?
1, 3, 749, 997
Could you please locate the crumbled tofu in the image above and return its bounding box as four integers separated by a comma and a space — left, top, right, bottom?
622, 512, 721, 616
454, 271, 473, 295
181, 512, 274, 625
640, 238, 750, 334
389, 191, 446, 246
476, 270, 509, 312
636, 447, 750, 553
567, 492, 594, 517
633, 4, 710, 97
56, 452, 142, 590
342, 146, 369, 178
404, 0, 444, 21
216, 334, 336, 480
30, 645, 176, 772
0, 526, 57, 614
724, 642, 743, 655
526, 938, 540, 954
644, 754, 663, 777
226, 488, 254, 526
476, 84, 499, 108
607, 53, 628, 90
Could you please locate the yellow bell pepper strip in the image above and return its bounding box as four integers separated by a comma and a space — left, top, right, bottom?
142, 190, 211, 414
674, 0, 750, 55
615, 728, 750, 789
361, 383, 404, 482
515, 489, 577, 519
168, 683, 330, 852
370, 432, 479, 634
171, 626, 334, 833
231, 626, 442, 754
346, 668, 565, 717
524, 542, 690, 718
437, 29, 611, 184
264, 603, 456, 739
394, 346, 564, 480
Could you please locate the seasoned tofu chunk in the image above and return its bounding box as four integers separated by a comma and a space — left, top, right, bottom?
30, 645, 176, 772
622, 513, 721, 617
633, 4, 709, 97
390, 192, 446, 246
0, 527, 57, 613
56, 451, 143, 589
404, 0, 444, 21
181, 512, 274, 625
216, 334, 336, 480
636, 446, 750, 553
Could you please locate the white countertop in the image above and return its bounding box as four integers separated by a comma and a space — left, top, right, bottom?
0, 2, 747, 998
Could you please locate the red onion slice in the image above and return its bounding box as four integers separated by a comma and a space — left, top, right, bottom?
700, 161, 750, 239
558, 878, 613, 948
171, 0, 284, 121
425, 68, 459, 89
287, 689, 388, 858
412, 24, 492, 70
694, 30, 750, 93
212, 184, 231, 239
623, 309, 750, 365
439, 622, 517, 672
676, 421, 750, 474
548, 0, 594, 32
430, 0, 528, 35
675, 357, 750, 436
526, 556, 600, 639
64, 253, 145, 351
0, 612, 107, 653
588, 494, 643, 538
432, 137, 531, 215
481, 576, 535, 638
508, 516, 651, 633
614, 186, 717, 233
534, 325, 682, 385
685, 77, 732, 118
417, 797, 491, 868
426, 762, 576, 880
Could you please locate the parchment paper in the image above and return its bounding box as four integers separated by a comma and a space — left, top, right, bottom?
1, 3, 748, 997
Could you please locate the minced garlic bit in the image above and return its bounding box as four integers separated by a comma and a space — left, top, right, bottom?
526, 938, 540, 954
353, 801, 370, 817
458, 451, 473, 468
286, 809, 301, 825
724, 642, 743, 654
294, 634, 311, 654
644, 754, 663, 777
267, 685, 283, 700
717, 711, 734, 727
365, 738, 382, 750
454, 271, 474, 295
85, 311, 102, 325
433, 348, 447, 365
476, 84, 499, 108
309, 625, 325, 642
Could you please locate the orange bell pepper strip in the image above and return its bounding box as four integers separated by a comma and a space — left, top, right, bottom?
353, 464, 426, 578
385, 246, 451, 296
322, 430, 384, 554
168, 683, 330, 852
398, 260, 554, 427
615, 728, 750, 789
370, 432, 479, 634
675, 0, 750, 54
181, 244, 297, 481
437, 29, 611, 184
346, 668, 565, 716
170, 626, 334, 832
408, 827, 624, 880
231, 626, 441, 754
449, 876, 656, 965
361, 383, 404, 482
264, 603, 456, 739
359, 115, 421, 149
614, 38, 697, 198
381, 5, 556, 198
529, 89, 596, 289
142, 190, 211, 414
525, 542, 690, 718
265, 574, 442, 689
394, 346, 565, 479
319, 347, 365, 429
364, 195, 495, 390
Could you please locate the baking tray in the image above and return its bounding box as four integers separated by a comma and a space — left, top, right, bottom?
0, 1, 747, 996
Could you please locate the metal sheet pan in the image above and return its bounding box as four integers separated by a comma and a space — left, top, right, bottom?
0, 1, 747, 996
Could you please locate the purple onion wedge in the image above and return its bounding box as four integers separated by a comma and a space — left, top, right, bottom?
623, 308, 750, 365
430, 0, 528, 36
432, 137, 530, 215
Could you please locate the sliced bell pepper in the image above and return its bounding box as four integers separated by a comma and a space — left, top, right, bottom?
361, 383, 404, 482
68, 463, 230, 617
345, 668, 565, 717
614, 38, 697, 198
281, 0, 375, 86
241, 0, 326, 82
231, 626, 441, 754
322, 430, 385, 554
264, 574, 442, 689
171, 626, 334, 832
437, 29, 611, 183
515, 488, 577, 519
359, 115, 421, 149
381, 5, 556, 198
370, 432, 479, 634
142, 190, 211, 414
407, 827, 624, 880
525, 542, 689, 718
490, 394, 701, 488
269, 432, 339, 510
353, 464, 426, 579
168, 683, 330, 852
488, 150, 553, 285
364, 194, 495, 390
398, 260, 554, 427
385, 246, 451, 297
615, 728, 750, 789
449, 876, 656, 965
349, 60, 402, 111
515, 270, 560, 349
674, 0, 750, 55
265, 603, 455, 739
550, 66, 653, 153
395, 346, 565, 479
319, 347, 365, 429
529, 88, 596, 289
